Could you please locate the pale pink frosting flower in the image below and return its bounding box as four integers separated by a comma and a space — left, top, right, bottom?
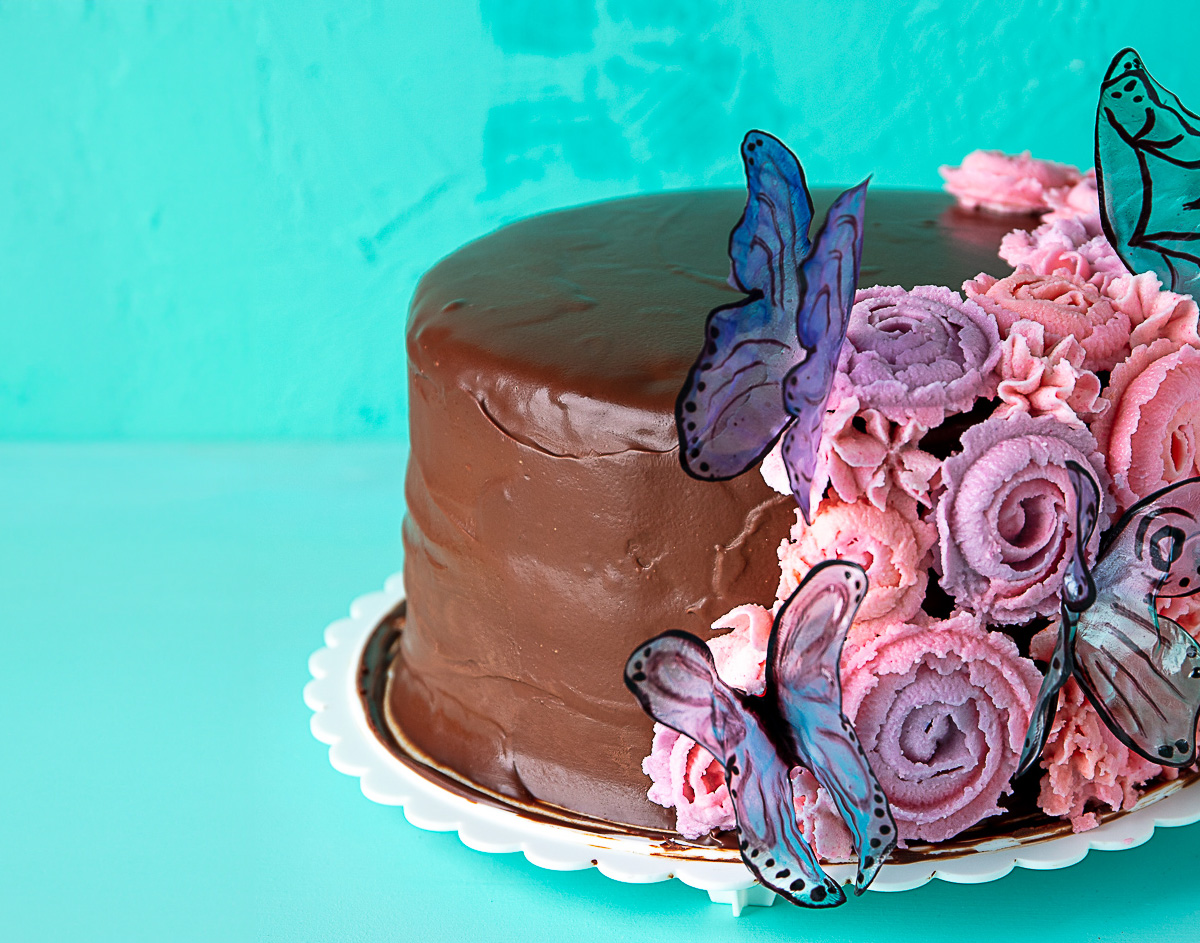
838, 285, 1000, 428
841, 613, 1043, 843
999, 216, 1125, 294
994, 319, 1105, 428
641, 604, 853, 857
940, 150, 1082, 215
1091, 338, 1200, 510
1028, 629, 1172, 832
1105, 271, 1200, 350
760, 395, 941, 512
1041, 168, 1101, 232
964, 267, 1131, 373
935, 412, 1111, 624
776, 499, 937, 636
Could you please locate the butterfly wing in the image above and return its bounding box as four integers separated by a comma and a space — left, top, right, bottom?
625, 632, 845, 907
1096, 48, 1200, 296
781, 181, 869, 523
1075, 476, 1200, 766
1017, 462, 1100, 776
767, 561, 897, 894
676, 131, 814, 481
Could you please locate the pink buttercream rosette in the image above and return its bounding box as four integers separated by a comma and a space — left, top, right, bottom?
1041, 168, 1101, 230
1091, 337, 1200, 510
1028, 630, 1174, 832
776, 498, 937, 639
964, 267, 1131, 373
999, 216, 1126, 295
939, 150, 1082, 215
642, 605, 851, 855
838, 285, 1001, 428
760, 395, 941, 512
935, 412, 1111, 624
994, 319, 1104, 428
841, 612, 1043, 843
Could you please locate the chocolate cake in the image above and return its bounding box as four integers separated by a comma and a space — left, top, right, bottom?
389, 188, 1016, 829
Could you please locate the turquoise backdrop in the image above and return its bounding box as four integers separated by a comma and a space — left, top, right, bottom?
4, 0, 1198, 438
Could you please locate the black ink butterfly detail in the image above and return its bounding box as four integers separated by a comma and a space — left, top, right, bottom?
1019, 461, 1200, 776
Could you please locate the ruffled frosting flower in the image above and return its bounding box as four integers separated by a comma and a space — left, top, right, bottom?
760, 395, 941, 512
777, 498, 937, 637
1041, 168, 1101, 231
841, 613, 1043, 843
940, 150, 1082, 215
1105, 271, 1200, 351
838, 285, 1001, 428
935, 412, 1110, 624
994, 319, 1105, 428
964, 267, 1131, 373
1028, 630, 1172, 832
1091, 338, 1200, 510
999, 216, 1125, 294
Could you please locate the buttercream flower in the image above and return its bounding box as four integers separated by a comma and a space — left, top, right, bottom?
777, 498, 937, 637
644, 724, 735, 839
841, 613, 1043, 843
965, 266, 1131, 373
1105, 271, 1200, 350
935, 412, 1110, 624
999, 217, 1125, 294
838, 285, 1001, 427
940, 150, 1082, 215
994, 319, 1105, 428
1041, 168, 1101, 231
1091, 338, 1200, 509
1028, 630, 1171, 832
760, 395, 941, 512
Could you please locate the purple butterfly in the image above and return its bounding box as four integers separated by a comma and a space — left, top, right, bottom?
625, 561, 897, 908
1018, 462, 1200, 776
675, 131, 868, 523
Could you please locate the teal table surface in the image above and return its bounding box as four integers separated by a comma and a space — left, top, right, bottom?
5, 442, 1200, 942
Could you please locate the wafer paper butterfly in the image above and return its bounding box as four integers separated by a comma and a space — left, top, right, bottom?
675, 131, 868, 523
625, 561, 897, 908
1096, 47, 1200, 298
1018, 461, 1200, 777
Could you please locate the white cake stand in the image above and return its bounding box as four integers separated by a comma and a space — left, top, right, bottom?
304, 571, 1200, 916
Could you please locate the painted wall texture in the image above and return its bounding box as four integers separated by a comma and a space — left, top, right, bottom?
3, 0, 1196, 438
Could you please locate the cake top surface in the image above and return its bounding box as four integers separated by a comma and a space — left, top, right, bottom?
408, 189, 1015, 457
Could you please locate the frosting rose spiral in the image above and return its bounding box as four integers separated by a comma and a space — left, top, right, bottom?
1041, 168, 1101, 231
964, 267, 1131, 373
777, 498, 937, 637
841, 613, 1043, 842
935, 411, 1110, 624
838, 285, 1001, 428
939, 150, 1081, 214
1091, 338, 1200, 509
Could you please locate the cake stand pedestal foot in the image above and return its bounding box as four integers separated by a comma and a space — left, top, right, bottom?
707, 884, 777, 915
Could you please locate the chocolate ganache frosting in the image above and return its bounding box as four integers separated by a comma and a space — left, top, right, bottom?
391, 188, 1015, 829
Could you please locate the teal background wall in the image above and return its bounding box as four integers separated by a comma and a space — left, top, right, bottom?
3, 0, 1197, 439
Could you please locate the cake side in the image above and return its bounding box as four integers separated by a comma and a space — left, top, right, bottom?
390, 189, 1018, 827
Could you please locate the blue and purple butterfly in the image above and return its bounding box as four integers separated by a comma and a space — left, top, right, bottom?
1018, 462, 1200, 777
625, 561, 897, 908
1096, 48, 1200, 298
675, 131, 868, 523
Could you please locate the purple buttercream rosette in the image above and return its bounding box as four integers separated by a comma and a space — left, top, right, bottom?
935, 411, 1112, 625
838, 285, 1001, 428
